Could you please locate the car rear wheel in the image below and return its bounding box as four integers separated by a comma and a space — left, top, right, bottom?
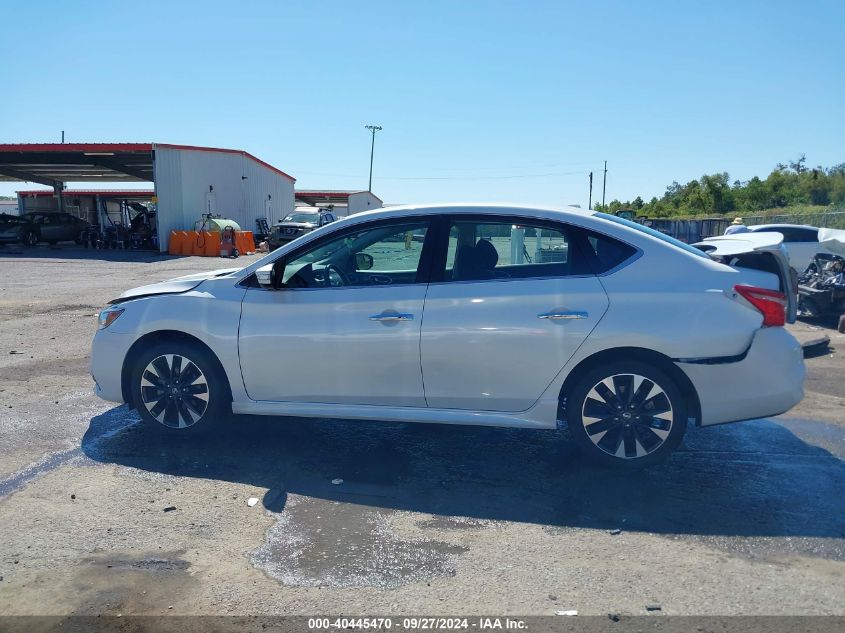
130, 342, 227, 434
21, 230, 38, 247
565, 360, 687, 468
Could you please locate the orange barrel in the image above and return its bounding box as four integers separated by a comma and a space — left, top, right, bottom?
192, 231, 208, 256
192, 231, 209, 256
234, 231, 246, 255
168, 230, 184, 255
180, 231, 197, 256
204, 231, 221, 257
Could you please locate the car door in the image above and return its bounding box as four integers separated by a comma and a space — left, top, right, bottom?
238, 217, 434, 406
34, 214, 55, 241
54, 213, 73, 241
420, 215, 610, 412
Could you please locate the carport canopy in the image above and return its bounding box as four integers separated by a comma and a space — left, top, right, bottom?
0, 143, 154, 187
295, 190, 366, 206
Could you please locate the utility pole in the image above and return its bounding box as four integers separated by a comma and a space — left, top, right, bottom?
588, 171, 593, 210
601, 160, 607, 208
364, 124, 382, 192
61, 130, 65, 143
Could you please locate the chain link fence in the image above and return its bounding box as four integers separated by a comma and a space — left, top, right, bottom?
641, 211, 845, 242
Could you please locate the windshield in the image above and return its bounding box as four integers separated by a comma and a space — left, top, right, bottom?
282, 212, 319, 223
595, 212, 709, 259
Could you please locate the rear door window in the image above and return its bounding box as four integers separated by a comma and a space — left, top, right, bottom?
443, 218, 591, 282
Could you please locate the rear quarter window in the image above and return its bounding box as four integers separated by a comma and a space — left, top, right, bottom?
582, 231, 638, 274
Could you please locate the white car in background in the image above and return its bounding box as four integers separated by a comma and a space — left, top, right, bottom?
91, 204, 805, 468
746, 224, 830, 272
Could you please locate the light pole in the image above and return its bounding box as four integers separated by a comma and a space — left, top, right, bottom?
601, 160, 607, 208
365, 124, 382, 192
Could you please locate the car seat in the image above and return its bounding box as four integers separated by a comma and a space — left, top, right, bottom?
453, 239, 499, 280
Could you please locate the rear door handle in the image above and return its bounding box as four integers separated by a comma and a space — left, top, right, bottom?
538, 311, 588, 320
369, 313, 414, 322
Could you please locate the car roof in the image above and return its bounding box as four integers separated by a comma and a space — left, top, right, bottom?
748, 223, 818, 231
347, 202, 595, 223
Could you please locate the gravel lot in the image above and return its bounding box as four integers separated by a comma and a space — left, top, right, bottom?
0, 247, 843, 616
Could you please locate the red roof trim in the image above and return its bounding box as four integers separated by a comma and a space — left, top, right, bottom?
17, 189, 155, 197
154, 143, 295, 182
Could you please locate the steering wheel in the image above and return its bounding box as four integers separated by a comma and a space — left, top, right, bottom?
324, 264, 349, 287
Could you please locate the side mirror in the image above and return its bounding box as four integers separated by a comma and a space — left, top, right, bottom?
355, 252, 374, 271
255, 264, 273, 288
271, 259, 287, 289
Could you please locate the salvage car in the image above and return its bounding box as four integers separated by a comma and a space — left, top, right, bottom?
795, 228, 845, 332
267, 209, 336, 250
0, 211, 89, 246
92, 204, 804, 467
746, 223, 832, 272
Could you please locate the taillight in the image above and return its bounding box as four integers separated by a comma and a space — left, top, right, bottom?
734, 285, 786, 327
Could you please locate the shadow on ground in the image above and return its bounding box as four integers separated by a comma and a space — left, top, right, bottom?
0, 244, 182, 263
81, 407, 845, 538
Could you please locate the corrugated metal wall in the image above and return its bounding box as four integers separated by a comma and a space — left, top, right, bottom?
154, 145, 295, 251
347, 191, 383, 215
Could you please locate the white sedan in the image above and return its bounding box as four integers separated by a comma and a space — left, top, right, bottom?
91, 204, 805, 467
746, 224, 831, 272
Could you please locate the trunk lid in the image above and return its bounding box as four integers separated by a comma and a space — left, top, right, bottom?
694, 232, 797, 323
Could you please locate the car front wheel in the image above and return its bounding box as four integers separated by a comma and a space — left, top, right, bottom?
130, 342, 227, 434
565, 360, 687, 468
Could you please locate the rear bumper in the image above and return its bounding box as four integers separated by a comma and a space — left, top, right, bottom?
678, 327, 805, 426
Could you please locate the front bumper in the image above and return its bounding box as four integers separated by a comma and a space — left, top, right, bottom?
90, 328, 136, 403
678, 327, 805, 426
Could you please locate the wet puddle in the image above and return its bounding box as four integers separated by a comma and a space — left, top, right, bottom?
251, 497, 468, 589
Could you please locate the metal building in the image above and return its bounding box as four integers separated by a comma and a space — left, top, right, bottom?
294, 190, 383, 217
1, 143, 296, 251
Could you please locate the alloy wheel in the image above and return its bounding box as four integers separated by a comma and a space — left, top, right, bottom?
140, 354, 209, 428
581, 373, 674, 459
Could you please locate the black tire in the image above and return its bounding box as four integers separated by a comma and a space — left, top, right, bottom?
565, 360, 687, 469
129, 341, 229, 435
21, 230, 38, 247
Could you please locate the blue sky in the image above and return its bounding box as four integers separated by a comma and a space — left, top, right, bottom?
1, 0, 843, 206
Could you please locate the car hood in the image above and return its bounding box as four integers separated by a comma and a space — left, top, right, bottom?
111, 267, 242, 303
276, 222, 317, 229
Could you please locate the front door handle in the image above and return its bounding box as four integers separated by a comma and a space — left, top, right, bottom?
369, 313, 414, 322
538, 311, 588, 320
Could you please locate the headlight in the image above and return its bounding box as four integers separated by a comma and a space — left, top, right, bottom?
97, 306, 125, 330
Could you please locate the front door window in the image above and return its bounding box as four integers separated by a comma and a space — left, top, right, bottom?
283, 221, 430, 288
